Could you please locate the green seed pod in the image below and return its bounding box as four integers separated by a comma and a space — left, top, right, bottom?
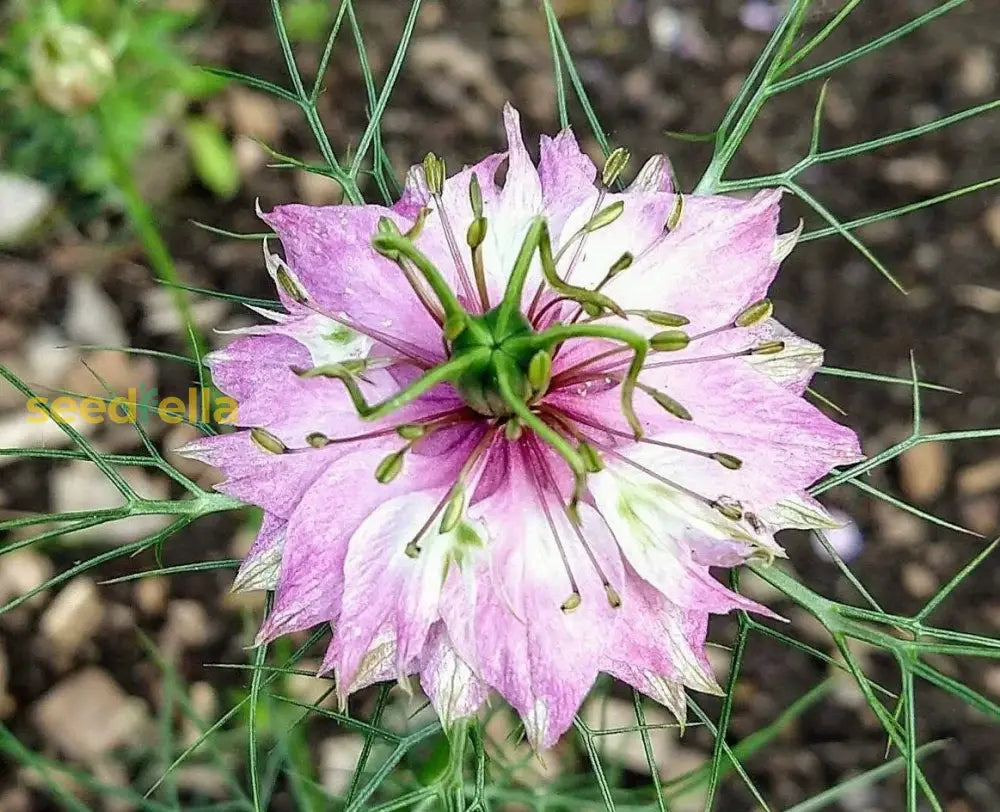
375, 449, 406, 484
711, 452, 743, 470
601, 147, 630, 187
650, 330, 690, 352
250, 427, 287, 455
528, 350, 552, 394
585, 200, 625, 233
734, 298, 773, 328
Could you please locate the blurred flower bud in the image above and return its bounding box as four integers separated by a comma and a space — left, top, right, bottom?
29, 23, 115, 114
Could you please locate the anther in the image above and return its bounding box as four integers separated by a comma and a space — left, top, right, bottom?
711, 498, 744, 522
274, 266, 308, 304
585, 200, 625, 233
665, 194, 684, 232
504, 418, 523, 441
601, 147, 630, 188
630, 310, 689, 327
608, 252, 634, 276
604, 584, 622, 608
375, 448, 407, 484
439, 486, 466, 534
422, 152, 445, 195
528, 350, 552, 396
711, 452, 743, 470
404, 539, 421, 559
734, 298, 773, 328
469, 172, 484, 217
396, 423, 426, 440
650, 330, 690, 352
306, 432, 330, 448
752, 340, 785, 355
641, 385, 693, 421
250, 427, 286, 455
466, 216, 487, 249
560, 592, 582, 613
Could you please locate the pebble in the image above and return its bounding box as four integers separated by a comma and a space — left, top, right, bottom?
0, 549, 55, 608
957, 458, 1000, 496
871, 501, 930, 547
285, 658, 335, 707
64, 276, 129, 347
0, 173, 53, 246
135, 576, 169, 615
31, 668, 150, 762
954, 283, 1000, 313
983, 203, 1000, 250
959, 495, 999, 536
957, 46, 997, 97
898, 439, 950, 503
294, 169, 344, 206
902, 562, 939, 599
319, 735, 366, 796
881, 155, 948, 192
227, 86, 283, 142
159, 599, 212, 662
39, 576, 104, 666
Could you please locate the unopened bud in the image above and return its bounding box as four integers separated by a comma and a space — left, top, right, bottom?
650, 330, 690, 352
466, 216, 487, 249
375, 449, 406, 483
734, 298, 773, 328
585, 200, 625, 233
439, 486, 466, 534
602, 147, 630, 187
711, 452, 743, 470
250, 427, 286, 455
396, 423, 426, 440
650, 390, 692, 421
528, 350, 552, 394
29, 23, 114, 114
423, 152, 446, 195
752, 340, 785, 355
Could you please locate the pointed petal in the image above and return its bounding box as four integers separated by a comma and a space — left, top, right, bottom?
420, 624, 489, 728
233, 513, 286, 592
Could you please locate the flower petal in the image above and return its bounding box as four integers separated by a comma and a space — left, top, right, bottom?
420, 624, 489, 729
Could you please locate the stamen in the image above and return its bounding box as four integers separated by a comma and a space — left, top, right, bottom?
601, 147, 630, 188
649, 330, 691, 352
634, 193, 684, 263
636, 382, 693, 421
422, 152, 480, 310
530, 438, 622, 609
466, 173, 491, 311
250, 427, 286, 455
528, 350, 553, 397
375, 447, 407, 483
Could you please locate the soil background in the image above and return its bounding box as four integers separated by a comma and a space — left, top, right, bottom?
2, 1, 1000, 810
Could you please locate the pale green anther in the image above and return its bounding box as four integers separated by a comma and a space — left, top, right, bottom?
650, 330, 690, 352
469, 172, 484, 217
560, 592, 582, 613
375, 449, 406, 484
466, 216, 487, 249
752, 340, 786, 355
528, 350, 552, 394
711, 452, 743, 470
439, 486, 466, 534
250, 427, 287, 455
504, 418, 523, 441
579, 441, 604, 473
406, 207, 430, 240
712, 499, 744, 522
443, 313, 468, 342
634, 310, 689, 327
665, 194, 684, 231
605, 584, 622, 608
405, 540, 421, 559
306, 432, 330, 448
649, 389, 693, 421
396, 423, 426, 440
601, 147, 630, 187
608, 252, 634, 276
585, 200, 625, 233
423, 152, 446, 195
275, 267, 308, 304
734, 298, 774, 328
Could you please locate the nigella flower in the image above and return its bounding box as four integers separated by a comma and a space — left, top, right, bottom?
182, 104, 862, 748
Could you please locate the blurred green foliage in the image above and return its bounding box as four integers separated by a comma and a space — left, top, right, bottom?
0, 0, 232, 224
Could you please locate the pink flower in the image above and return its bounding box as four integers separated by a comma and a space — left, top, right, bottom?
182, 104, 862, 748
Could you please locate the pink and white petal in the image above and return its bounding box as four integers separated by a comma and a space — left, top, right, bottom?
758, 493, 839, 531
420, 624, 489, 729
628, 154, 675, 193
537, 128, 597, 234
261, 203, 446, 357
440, 442, 623, 749
233, 512, 287, 592
258, 426, 484, 643
327, 485, 489, 690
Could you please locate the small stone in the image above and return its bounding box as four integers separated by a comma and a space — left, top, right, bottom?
64, 276, 129, 347
319, 735, 366, 795
286, 658, 335, 707
871, 501, 930, 547
957, 46, 996, 97
227, 87, 282, 142
898, 440, 950, 503
39, 577, 104, 665
881, 155, 948, 192
955, 283, 1000, 313
983, 204, 1000, 250
902, 563, 938, 599
31, 668, 150, 762
159, 599, 212, 662
957, 458, 1000, 496
0, 549, 55, 607
959, 495, 999, 536
181, 682, 218, 747
136, 577, 169, 615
